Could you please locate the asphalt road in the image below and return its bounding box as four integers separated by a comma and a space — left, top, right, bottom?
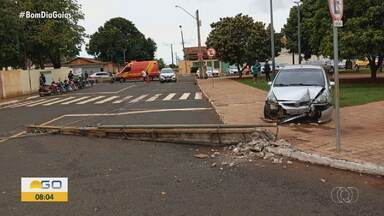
0, 77, 221, 137
0, 76, 383, 215
0, 135, 382, 216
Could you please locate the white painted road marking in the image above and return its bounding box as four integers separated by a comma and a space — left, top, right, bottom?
73, 85, 135, 95
61, 96, 90, 105
43, 97, 76, 106
195, 92, 203, 100
39, 108, 213, 126
163, 93, 176, 101
179, 93, 190, 100
0, 92, 204, 109
130, 94, 148, 103
113, 96, 133, 104
26, 96, 39, 100
0, 100, 18, 106
95, 96, 119, 104
27, 98, 60, 107
76, 96, 105, 104
146, 94, 162, 102
8, 99, 46, 108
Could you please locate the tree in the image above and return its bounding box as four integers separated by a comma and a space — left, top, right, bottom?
297, 0, 384, 79
0, 0, 85, 69
281, 5, 312, 62
156, 58, 165, 69
87, 17, 157, 65
206, 14, 280, 77
0, 0, 25, 69
20, 0, 85, 69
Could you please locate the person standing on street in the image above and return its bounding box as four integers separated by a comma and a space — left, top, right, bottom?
264, 61, 271, 82
145, 71, 150, 83
68, 70, 74, 81
252, 60, 261, 82
141, 70, 147, 82
39, 73, 46, 86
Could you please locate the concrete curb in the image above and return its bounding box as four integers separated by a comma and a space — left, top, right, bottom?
27, 124, 277, 147
266, 146, 384, 176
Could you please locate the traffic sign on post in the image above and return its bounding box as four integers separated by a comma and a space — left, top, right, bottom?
207, 48, 216, 58
328, 0, 343, 152
328, 0, 343, 21
197, 52, 203, 60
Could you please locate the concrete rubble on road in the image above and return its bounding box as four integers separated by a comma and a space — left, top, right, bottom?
217, 130, 292, 166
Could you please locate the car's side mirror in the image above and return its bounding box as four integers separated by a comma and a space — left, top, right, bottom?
267, 82, 272, 86
330, 81, 335, 86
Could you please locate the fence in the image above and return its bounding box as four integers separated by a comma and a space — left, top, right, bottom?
0, 68, 71, 99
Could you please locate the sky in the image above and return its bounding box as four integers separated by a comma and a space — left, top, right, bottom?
78, 0, 296, 64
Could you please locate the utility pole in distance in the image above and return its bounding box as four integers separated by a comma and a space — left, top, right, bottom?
196, 10, 205, 79
171, 44, 174, 66
175, 5, 205, 78
179, 25, 188, 73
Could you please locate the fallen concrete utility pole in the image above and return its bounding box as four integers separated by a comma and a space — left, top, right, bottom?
27, 124, 277, 146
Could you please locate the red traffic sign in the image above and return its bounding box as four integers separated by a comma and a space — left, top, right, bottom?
197, 52, 204, 60
207, 48, 216, 57
328, 0, 343, 21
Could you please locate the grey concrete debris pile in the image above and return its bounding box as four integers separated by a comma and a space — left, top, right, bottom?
224, 130, 291, 164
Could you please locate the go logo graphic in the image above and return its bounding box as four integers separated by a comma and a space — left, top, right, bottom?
21, 177, 68, 202
30, 180, 63, 189
331, 186, 359, 204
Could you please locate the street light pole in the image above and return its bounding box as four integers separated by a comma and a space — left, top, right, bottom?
294, 1, 302, 64
179, 25, 189, 73
269, 0, 276, 75
196, 10, 204, 79
175, 5, 204, 78
171, 43, 174, 65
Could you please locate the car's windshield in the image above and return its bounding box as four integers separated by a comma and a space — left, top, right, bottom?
160, 69, 173, 74
95, 72, 108, 76
274, 68, 325, 87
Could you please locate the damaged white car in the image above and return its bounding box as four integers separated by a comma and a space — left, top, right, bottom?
264, 65, 334, 124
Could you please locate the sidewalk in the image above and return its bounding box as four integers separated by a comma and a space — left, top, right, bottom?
198, 77, 384, 174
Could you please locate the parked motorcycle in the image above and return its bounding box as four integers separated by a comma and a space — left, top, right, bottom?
39, 85, 52, 97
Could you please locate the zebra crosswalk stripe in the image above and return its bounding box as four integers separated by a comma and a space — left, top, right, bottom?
130, 94, 148, 103
95, 96, 119, 104
113, 96, 133, 104
43, 97, 76, 106
61, 96, 90, 105
76, 96, 105, 104
146, 94, 162, 102
163, 93, 176, 101
27, 98, 61, 107
179, 93, 190, 100
195, 92, 203, 100
9, 99, 46, 108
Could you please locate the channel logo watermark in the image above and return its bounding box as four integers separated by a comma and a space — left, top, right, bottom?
19, 11, 71, 19
21, 177, 68, 202
331, 186, 359, 204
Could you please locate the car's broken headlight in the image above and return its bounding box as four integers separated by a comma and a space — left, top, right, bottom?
267, 92, 278, 104
314, 91, 330, 104
267, 92, 279, 111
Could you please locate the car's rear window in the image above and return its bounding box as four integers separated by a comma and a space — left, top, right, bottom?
274, 68, 325, 87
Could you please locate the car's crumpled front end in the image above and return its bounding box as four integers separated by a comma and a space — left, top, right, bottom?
264, 86, 333, 124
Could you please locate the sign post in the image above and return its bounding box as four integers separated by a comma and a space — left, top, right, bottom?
207, 48, 216, 88
328, 0, 343, 152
